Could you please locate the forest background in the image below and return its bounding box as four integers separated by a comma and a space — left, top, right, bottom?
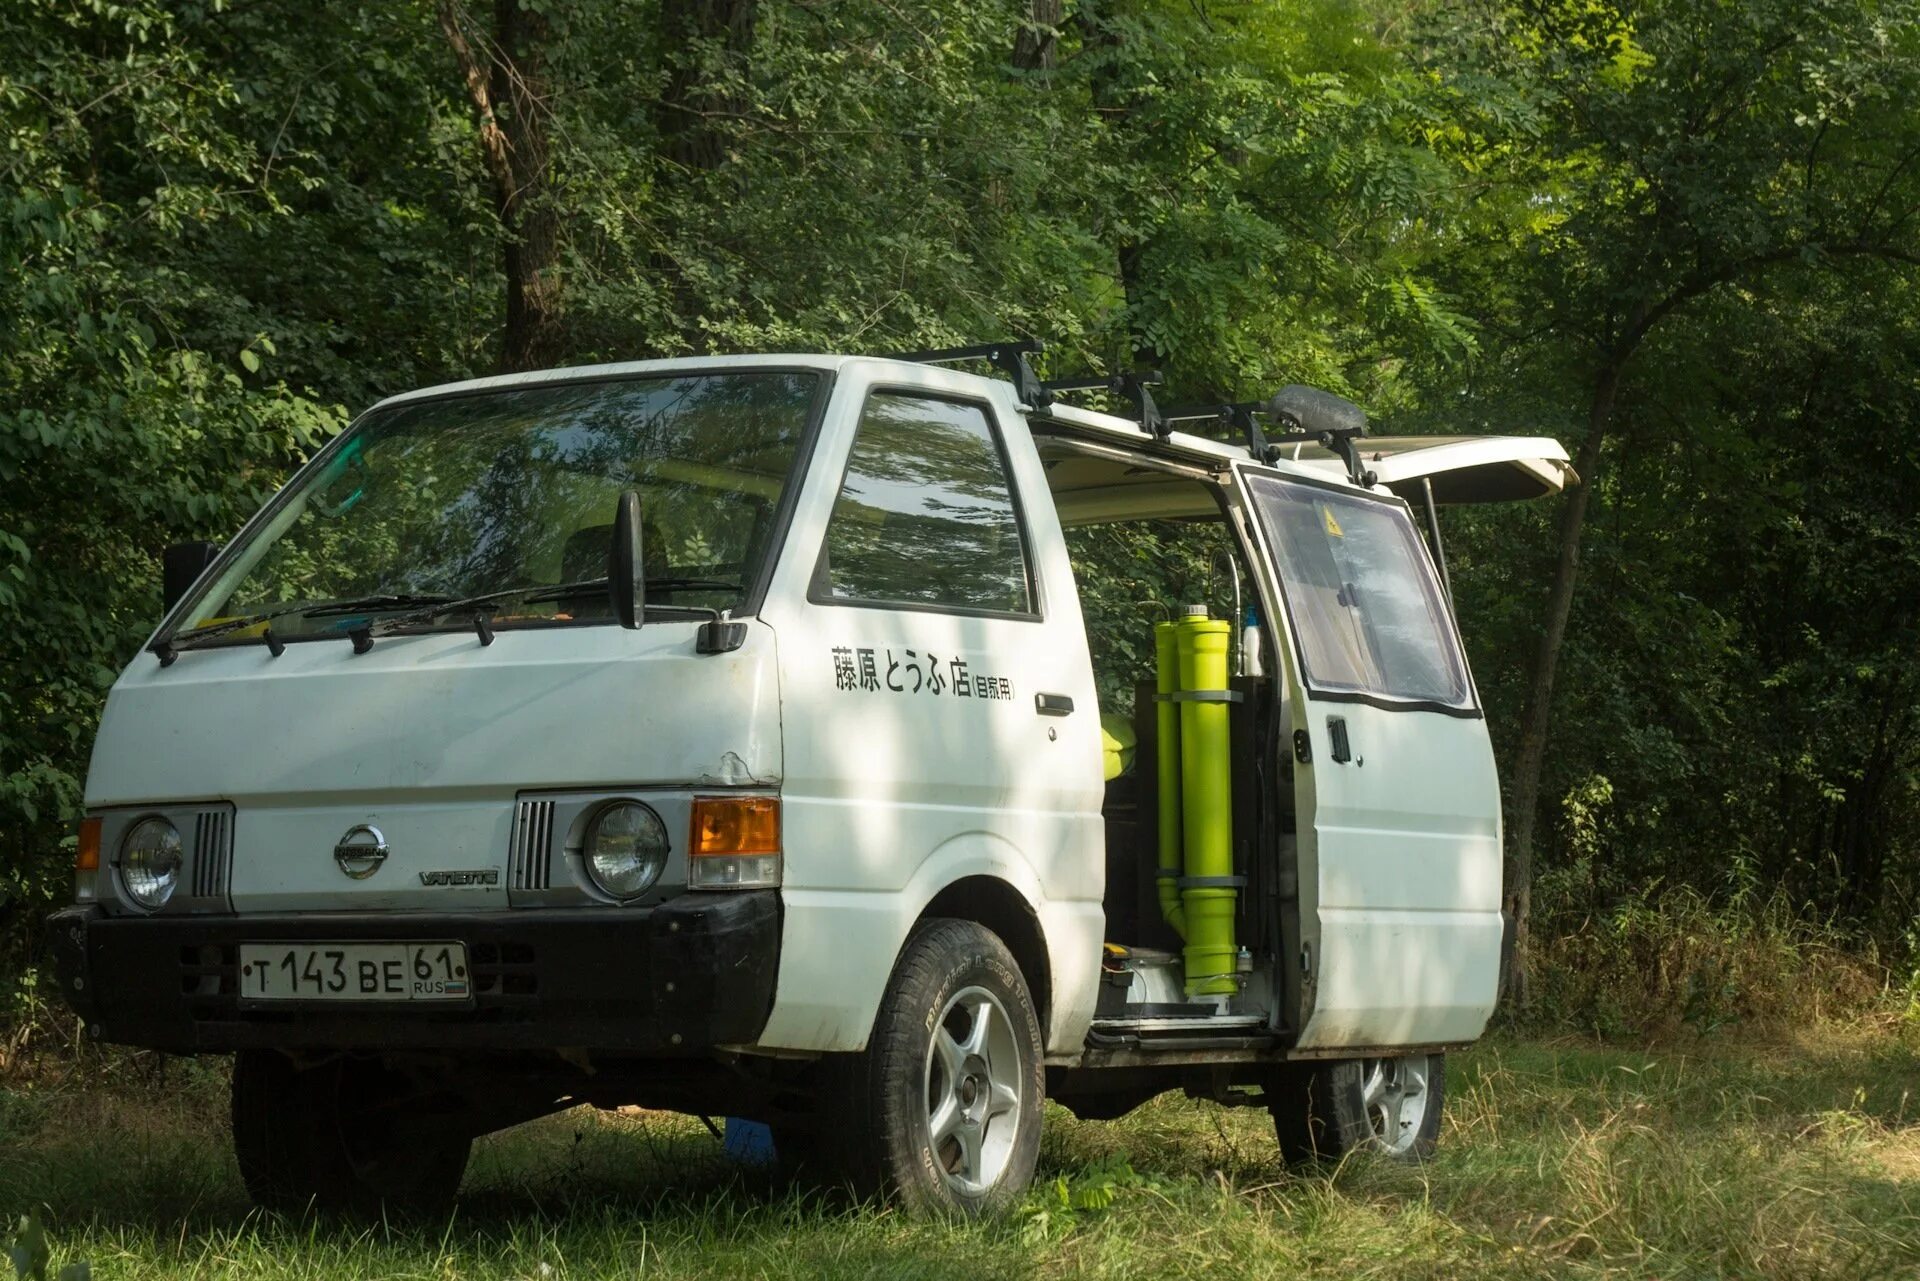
4, 0, 1920, 1032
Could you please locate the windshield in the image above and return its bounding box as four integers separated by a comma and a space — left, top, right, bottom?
175, 371, 820, 643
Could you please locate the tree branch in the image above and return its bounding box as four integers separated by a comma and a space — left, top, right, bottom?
436, 0, 516, 215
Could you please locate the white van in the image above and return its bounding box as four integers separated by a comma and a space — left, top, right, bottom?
47, 346, 1569, 1215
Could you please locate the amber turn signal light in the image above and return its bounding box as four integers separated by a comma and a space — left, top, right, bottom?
690, 795, 780, 856
75, 817, 102, 872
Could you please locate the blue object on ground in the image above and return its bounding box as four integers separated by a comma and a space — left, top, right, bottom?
722, 1117, 776, 1167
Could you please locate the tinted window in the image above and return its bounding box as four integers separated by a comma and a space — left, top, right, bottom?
1247, 474, 1471, 707
818, 394, 1033, 614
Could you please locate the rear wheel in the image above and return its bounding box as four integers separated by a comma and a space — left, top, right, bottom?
1270, 1052, 1444, 1163
825, 919, 1045, 1215
232, 1050, 471, 1217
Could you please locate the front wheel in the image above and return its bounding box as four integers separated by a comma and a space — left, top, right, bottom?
1270, 1052, 1445, 1164
826, 919, 1045, 1215
232, 1050, 472, 1217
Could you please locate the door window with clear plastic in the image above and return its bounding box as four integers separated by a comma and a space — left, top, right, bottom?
1246, 474, 1471, 709
815, 393, 1034, 615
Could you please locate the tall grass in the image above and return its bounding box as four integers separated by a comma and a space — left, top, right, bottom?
5, 1037, 1919, 1278
1523, 884, 1907, 1042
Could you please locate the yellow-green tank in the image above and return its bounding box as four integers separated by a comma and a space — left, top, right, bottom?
1175, 612, 1236, 996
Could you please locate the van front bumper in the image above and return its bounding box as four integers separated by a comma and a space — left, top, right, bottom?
44, 892, 780, 1056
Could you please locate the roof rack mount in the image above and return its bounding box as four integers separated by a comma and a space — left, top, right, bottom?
1042, 370, 1167, 440
885, 340, 1051, 409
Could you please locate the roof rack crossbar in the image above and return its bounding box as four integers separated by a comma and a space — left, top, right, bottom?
1163, 401, 1270, 459
884, 340, 1051, 408
1041, 369, 1168, 440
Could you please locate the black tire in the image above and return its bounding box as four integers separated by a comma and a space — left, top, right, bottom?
231, 1050, 472, 1217
824, 918, 1045, 1216
1270, 1053, 1446, 1164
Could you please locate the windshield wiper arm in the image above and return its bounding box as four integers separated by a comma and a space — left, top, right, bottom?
357, 577, 747, 648
298, 593, 455, 619
645, 576, 742, 593
359, 583, 575, 643
159, 593, 454, 657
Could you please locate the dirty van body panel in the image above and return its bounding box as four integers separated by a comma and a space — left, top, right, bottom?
1232, 465, 1503, 1050
755, 361, 1106, 1058
85, 622, 781, 914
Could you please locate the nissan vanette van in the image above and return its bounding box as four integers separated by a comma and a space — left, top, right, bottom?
49, 345, 1570, 1215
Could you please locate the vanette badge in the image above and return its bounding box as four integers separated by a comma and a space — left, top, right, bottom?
333, 824, 389, 880
419, 869, 500, 887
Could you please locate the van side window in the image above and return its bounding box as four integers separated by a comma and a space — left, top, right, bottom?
1247, 474, 1472, 709
816, 393, 1034, 615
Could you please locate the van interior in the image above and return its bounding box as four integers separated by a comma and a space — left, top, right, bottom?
1033, 428, 1304, 1070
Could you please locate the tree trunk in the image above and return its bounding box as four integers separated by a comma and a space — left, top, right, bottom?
657, 0, 757, 174
493, 0, 562, 372
1502, 360, 1618, 1007
437, 0, 564, 372
1013, 0, 1065, 74
1076, 6, 1156, 369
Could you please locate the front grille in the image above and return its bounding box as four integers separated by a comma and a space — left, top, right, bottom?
510, 799, 556, 891
180, 943, 235, 998
470, 941, 540, 997
190, 808, 232, 901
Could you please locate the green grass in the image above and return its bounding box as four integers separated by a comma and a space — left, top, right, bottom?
4, 1036, 1919, 1279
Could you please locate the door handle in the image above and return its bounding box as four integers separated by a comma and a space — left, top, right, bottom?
1328, 716, 1352, 763
1034, 693, 1075, 717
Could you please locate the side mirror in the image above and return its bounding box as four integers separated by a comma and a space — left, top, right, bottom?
162, 541, 220, 611
608, 491, 645, 629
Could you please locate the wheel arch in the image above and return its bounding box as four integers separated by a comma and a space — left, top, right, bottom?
916, 875, 1052, 1033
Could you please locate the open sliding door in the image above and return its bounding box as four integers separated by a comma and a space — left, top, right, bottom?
1235, 465, 1504, 1050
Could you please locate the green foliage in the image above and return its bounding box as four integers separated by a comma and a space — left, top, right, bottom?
3, 1207, 89, 1281
2, 0, 1918, 974
1016, 1155, 1162, 1243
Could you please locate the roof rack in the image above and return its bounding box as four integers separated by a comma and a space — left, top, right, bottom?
1164, 389, 1373, 486
885, 340, 1051, 409
885, 345, 1373, 486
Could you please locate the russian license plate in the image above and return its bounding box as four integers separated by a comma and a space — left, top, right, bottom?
238, 942, 472, 1003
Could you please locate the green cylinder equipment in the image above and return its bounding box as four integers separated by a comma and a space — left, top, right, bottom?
1175, 610, 1237, 996
1153, 620, 1185, 939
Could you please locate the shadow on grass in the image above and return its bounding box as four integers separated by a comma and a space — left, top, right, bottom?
2, 1097, 1047, 1278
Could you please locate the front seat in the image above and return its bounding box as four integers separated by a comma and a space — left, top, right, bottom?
562, 519, 670, 578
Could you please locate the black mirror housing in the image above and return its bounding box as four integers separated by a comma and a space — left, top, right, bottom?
608, 491, 645, 629
162, 541, 220, 612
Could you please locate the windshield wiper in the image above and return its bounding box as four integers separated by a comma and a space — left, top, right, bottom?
356, 576, 746, 650
299, 593, 454, 619
156, 593, 456, 663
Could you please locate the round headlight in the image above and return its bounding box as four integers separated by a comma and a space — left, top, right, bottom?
121, 817, 182, 911
584, 802, 668, 900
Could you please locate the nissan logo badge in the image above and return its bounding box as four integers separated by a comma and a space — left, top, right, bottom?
333, 824, 389, 880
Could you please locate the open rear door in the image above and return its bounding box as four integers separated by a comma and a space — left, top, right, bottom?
1236, 464, 1512, 1050
1280, 434, 1575, 505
